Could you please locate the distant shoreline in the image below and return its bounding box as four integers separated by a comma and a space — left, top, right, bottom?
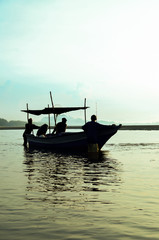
1, 125, 159, 130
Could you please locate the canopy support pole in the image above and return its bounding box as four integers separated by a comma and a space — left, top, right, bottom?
84, 98, 87, 124
48, 104, 51, 134
26, 103, 29, 121
50, 91, 57, 127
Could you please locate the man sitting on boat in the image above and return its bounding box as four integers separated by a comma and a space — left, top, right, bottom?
52, 117, 67, 136
37, 124, 48, 137
23, 118, 39, 146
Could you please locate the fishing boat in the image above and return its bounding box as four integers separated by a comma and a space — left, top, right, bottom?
22, 92, 121, 152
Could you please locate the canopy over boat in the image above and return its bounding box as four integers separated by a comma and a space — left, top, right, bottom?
21, 106, 89, 116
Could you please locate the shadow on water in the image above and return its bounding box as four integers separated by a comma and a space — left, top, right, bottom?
23, 148, 123, 207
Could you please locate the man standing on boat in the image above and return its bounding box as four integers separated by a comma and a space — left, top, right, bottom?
82, 115, 102, 154
23, 118, 39, 146
53, 117, 67, 135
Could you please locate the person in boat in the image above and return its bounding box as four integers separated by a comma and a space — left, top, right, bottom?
82, 114, 103, 152
52, 117, 67, 135
23, 118, 39, 146
37, 124, 48, 137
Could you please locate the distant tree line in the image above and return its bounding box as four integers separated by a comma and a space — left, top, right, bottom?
0, 117, 115, 127
0, 118, 26, 127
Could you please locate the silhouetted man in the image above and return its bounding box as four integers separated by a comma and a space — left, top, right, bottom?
23, 118, 39, 146
82, 115, 102, 144
37, 124, 48, 137
53, 117, 67, 135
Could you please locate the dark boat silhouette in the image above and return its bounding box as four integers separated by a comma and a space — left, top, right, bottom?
22, 93, 121, 152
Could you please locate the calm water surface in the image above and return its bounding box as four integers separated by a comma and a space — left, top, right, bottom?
1, 130, 159, 240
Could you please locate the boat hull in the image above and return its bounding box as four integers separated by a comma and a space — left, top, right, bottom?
26, 125, 120, 152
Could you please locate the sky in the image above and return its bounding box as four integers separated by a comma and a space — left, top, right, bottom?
1, 0, 159, 124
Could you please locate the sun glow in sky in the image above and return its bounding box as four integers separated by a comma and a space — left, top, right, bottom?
1, 0, 159, 123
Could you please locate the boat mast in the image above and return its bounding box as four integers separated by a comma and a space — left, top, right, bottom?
96, 102, 97, 117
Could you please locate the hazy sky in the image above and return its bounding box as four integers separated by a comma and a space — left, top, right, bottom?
1, 0, 159, 123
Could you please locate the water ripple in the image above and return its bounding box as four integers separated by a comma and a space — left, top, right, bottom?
23, 149, 122, 208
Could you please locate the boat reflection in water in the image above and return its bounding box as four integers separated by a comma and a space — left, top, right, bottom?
23, 148, 122, 208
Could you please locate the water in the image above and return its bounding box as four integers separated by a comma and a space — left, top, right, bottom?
1, 130, 159, 240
